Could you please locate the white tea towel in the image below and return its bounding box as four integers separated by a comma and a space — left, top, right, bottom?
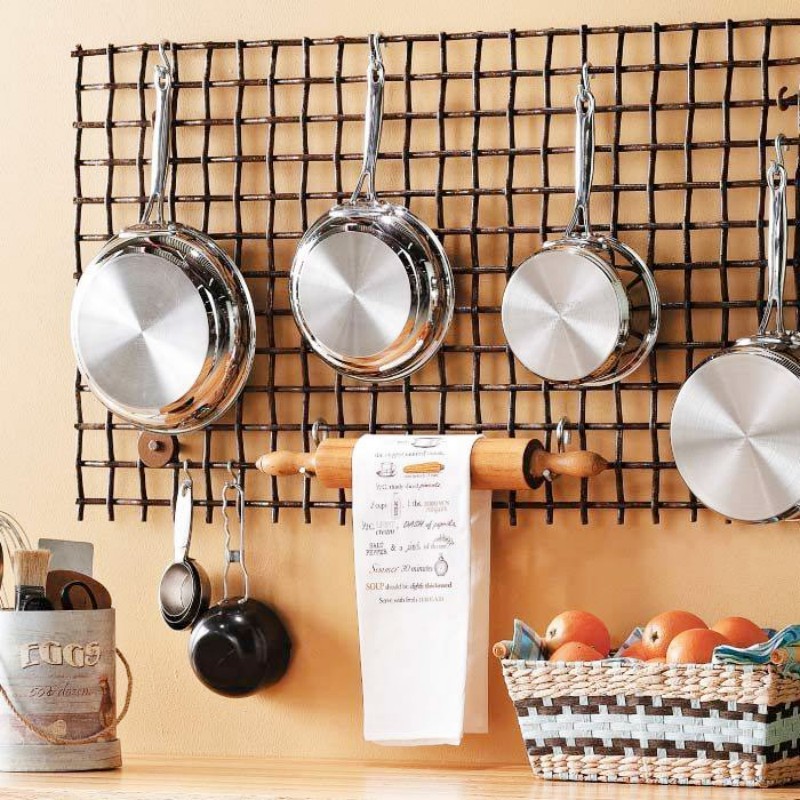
352, 434, 491, 745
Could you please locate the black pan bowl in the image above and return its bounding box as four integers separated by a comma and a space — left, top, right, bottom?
188, 597, 292, 697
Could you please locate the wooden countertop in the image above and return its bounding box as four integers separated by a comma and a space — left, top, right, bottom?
0, 756, 794, 799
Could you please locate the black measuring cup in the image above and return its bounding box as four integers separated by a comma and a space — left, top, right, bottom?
159, 470, 210, 630
189, 476, 291, 697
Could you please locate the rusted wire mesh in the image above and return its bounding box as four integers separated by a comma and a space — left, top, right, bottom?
73, 20, 800, 524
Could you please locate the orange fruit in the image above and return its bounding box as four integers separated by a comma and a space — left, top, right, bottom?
642, 611, 707, 658
544, 610, 611, 657
711, 617, 768, 649
666, 629, 729, 664
647, 657, 666, 664
618, 641, 648, 660
549, 642, 604, 662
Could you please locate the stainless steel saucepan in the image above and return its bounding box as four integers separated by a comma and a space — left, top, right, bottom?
502, 64, 660, 386
289, 34, 454, 383
671, 136, 800, 522
71, 44, 255, 434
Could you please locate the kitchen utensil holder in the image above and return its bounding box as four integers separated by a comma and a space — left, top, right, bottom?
73, 20, 800, 525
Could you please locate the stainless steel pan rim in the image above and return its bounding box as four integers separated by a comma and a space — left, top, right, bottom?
289, 34, 454, 384
670, 136, 800, 523
501, 63, 660, 387
70, 44, 255, 435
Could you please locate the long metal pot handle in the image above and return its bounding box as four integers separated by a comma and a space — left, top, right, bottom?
565, 63, 595, 238
141, 42, 173, 225
759, 135, 788, 336
350, 33, 385, 204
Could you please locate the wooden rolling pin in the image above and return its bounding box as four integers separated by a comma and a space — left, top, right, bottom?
256, 437, 607, 491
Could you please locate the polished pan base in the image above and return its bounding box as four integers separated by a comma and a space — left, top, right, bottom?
72, 252, 210, 409
671, 350, 800, 521
502, 248, 624, 382
295, 230, 412, 358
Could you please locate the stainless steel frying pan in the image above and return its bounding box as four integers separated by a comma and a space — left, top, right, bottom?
671, 136, 800, 522
289, 34, 454, 383
501, 65, 660, 386
71, 44, 255, 434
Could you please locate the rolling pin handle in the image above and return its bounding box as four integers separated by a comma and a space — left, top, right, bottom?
533, 449, 608, 480
255, 451, 317, 478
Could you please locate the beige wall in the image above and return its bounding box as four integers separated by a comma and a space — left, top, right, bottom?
1, 0, 800, 764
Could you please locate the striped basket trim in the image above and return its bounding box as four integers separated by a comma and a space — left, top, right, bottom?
502, 660, 800, 705
527, 752, 800, 787
514, 696, 800, 724
524, 740, 800, 762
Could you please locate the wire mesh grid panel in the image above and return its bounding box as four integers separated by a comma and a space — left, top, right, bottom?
73, 20, 800, 525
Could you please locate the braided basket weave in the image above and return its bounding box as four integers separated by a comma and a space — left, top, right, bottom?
501, 659, 800, 787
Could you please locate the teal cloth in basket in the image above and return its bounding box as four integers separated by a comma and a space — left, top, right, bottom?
713, 624, 800, 675
501, 619, 546, 660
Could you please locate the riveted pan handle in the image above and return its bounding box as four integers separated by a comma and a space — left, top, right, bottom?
565, 63, 595, 238
141, 42, 173, 226
350, 33, 385, 204
760, 135, 788, 336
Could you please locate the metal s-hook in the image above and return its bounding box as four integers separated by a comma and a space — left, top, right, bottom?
158, 40, 173, 75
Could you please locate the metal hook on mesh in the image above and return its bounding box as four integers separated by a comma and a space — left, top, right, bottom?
543, 416, 572, 483
158, 40, 173, 77
179, 460, 192, 495
221, 467, 248, 603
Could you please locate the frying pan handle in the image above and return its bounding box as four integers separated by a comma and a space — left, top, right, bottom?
760, 135, 788, 336
141, 42, 173, 226
221, 477, 249, 603
350, 33, 385, 204
565, 63, 595, 238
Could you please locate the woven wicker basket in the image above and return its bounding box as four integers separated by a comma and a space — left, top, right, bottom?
501, 659, 800, 787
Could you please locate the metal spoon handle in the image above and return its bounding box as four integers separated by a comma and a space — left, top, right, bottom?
565, 63, 595, 238
141, 43, 173, 225
760, 135, 788, 336
173, 477, 193, 563
350, 33, 385, 204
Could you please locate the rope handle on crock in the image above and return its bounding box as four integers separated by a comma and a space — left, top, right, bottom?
0, 647, 132, 746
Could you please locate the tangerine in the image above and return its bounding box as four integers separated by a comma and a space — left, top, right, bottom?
642, 610, 707, 658
666, 629, 729, 664
549, 642, 604, 662
544, 610, 611, 657
710, 617, 768, 649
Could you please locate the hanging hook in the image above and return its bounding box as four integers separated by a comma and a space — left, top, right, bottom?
580, 62, 591, 94
368, 32, 383, 71
775, 133, 786, 167
179, 460, 192, 494
768, 134, 787, 189
777, 84, 799, 112
158, 41, 173, 74
311, 418, 329, 449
